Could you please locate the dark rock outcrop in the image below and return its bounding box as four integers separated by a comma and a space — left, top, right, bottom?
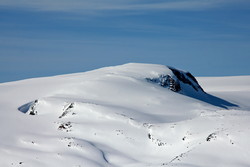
146, 66, 204, 94
146, 75, 181, 92
168, 67, 204, 92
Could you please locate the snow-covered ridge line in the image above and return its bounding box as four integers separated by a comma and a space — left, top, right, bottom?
19, 63, 237, 113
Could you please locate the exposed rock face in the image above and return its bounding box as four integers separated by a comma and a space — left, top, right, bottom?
28, 100, 38, 115
168, 67, 204, 92
146, 75, 181, 92
146, 66, 205, 94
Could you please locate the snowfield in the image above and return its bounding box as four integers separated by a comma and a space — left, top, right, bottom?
0, 63, 250, 167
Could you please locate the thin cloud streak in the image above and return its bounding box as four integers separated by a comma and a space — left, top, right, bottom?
0, 0, 248, 13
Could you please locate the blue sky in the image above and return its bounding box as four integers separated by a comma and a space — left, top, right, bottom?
0, 0, 250, 83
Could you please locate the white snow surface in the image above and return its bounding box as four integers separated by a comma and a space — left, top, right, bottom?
0, 63, 250, 167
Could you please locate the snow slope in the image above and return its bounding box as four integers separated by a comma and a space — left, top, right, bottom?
0, 63, 250, 167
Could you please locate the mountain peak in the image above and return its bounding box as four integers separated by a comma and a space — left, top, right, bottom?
1, 63, 249, 167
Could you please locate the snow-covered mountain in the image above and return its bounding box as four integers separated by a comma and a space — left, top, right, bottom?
0, 63, 250, 167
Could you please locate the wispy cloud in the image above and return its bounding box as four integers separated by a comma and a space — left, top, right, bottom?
0, 0, 248, 13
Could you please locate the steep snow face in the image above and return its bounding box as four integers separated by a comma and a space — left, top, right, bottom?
0, 63, 250, 167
